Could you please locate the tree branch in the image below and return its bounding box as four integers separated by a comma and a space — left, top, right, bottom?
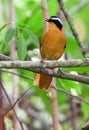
1, 82, 24, 130
1, 68, 89, 107
0, 58, 89, 69
1, 88, 32, 117
2, 65, 88, 86
29, 68, 89, 85
52, 85, 89, 105
57, 0, 87, 57
0, 54, 14, 61
0, 59, 89, 84
2, 69, 33, 81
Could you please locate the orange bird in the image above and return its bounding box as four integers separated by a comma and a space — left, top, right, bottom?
34, 16, 66, 90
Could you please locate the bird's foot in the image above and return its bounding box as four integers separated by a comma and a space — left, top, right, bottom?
57, 68, 63, 75
40, 60, 46, 72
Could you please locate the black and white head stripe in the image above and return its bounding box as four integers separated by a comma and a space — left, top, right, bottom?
50, 16, 63, 25
46, 16, 63, 30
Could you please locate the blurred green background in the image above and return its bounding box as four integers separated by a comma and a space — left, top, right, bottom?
0, 0, 89, 130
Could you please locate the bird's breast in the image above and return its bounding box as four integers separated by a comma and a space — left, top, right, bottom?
40, 29, 66, 60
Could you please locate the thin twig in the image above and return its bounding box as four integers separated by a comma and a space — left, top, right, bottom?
69, 0, 89, 15
2, 68, 89, 106
1, 69, 33, 81
52, 85, 89, 105
57, 0, 87, 57
2, 68, 89, 87
1, 82, 24, 130
0, 54, 14, 61
1, 87, 32, 117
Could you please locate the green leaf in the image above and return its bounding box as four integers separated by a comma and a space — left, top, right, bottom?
22, 28, 39, 48
5, 28, 16, 43
0, 23, 10, 32
16, 33, 27, 60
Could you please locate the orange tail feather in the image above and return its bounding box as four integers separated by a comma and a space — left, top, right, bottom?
39, 74, 52, 90
34, 73, 40, 86
34, 73, 52, 90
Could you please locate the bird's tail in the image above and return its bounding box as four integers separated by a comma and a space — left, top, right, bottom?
34, 73, 52, 90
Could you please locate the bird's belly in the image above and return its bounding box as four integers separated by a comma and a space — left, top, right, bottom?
41, 43, 64, 60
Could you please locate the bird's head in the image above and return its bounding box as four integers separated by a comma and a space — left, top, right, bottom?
45, 16, 63, 30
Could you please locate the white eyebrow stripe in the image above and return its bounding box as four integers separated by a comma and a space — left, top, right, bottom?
50, 17, 63, 25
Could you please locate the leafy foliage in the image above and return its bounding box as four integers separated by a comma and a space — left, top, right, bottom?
16, 33, 27, 60
0, 23, 10, 32
0, 0, 89, 129
5, 28, 16, 44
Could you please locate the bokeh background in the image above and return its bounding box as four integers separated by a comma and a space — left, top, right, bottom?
0, 0, 89, 130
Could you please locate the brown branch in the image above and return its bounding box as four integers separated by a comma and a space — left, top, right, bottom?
57, 0, 87, 57
1, 82, 24, 130
0, 54, 14, 61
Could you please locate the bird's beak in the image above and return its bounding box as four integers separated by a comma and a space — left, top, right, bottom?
45, 18, 49, 22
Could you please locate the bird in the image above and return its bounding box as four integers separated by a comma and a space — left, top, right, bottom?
34, 16, 66, 90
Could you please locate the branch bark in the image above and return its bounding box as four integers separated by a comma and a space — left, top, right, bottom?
29, 68, 89, 85
0, 59, 89, 84
57, 0, 87, 57
0, 58, 89, 68
0, 54, 14, 61
52, 85, 89, 105
1, 82, 24, 130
